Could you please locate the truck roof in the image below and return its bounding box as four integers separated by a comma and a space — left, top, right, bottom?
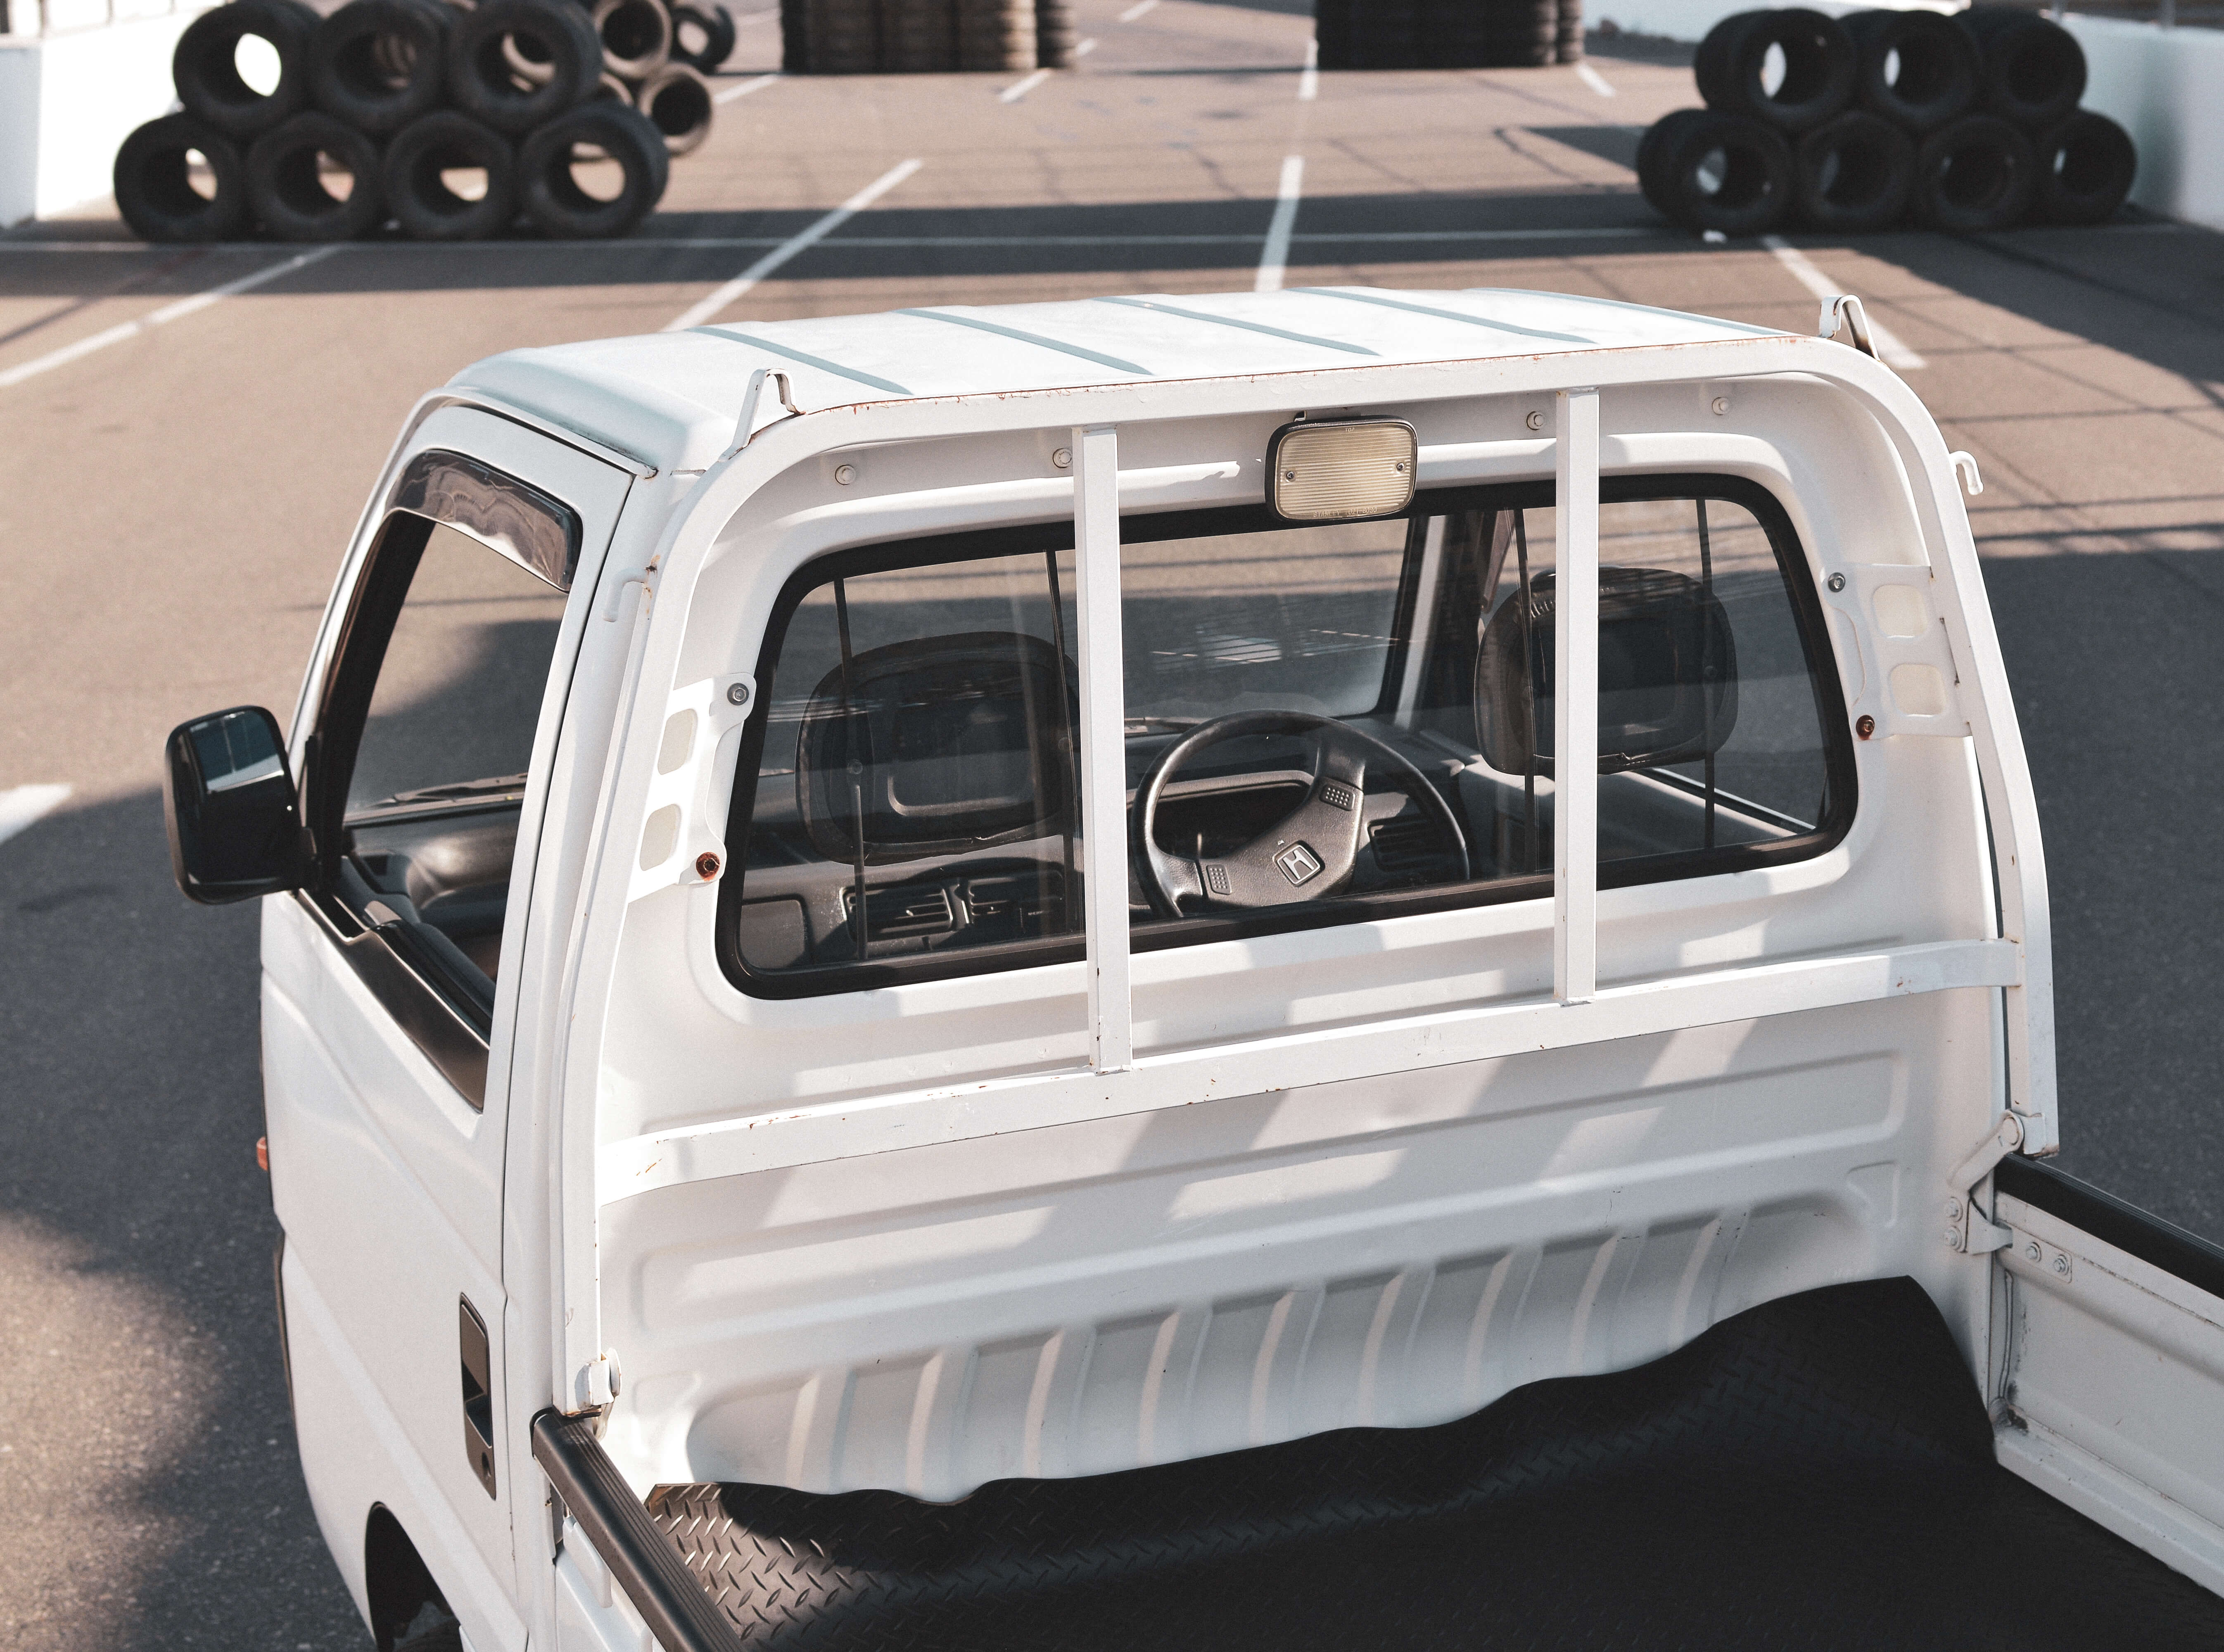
454, 286, 1793, 472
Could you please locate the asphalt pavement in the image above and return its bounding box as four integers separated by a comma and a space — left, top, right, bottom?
2, 2, 2221, 1643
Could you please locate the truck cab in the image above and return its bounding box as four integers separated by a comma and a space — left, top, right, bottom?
164, 286, 2224, 1652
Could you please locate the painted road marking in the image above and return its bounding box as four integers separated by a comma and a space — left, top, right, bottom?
0, 784, 71, 851
1256, 154, 1305, 293
1299, 37, 1318, 100
714, 73, 780, 104
1763, 235, 1927, 370
0, 246, 339, 390
1118, 0, 1158, 18
1000, 66, 1051, 101
1575, 61, 1615, 97
663, 158, 925, 330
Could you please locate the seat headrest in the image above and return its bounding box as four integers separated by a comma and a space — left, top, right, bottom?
1474, 566, 1738, 777
796, 631, 1079, 866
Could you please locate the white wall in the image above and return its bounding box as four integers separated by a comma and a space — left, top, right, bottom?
1588, 0, 1959, 50
2063, 15, 2224, 233
0, 7, 209, 228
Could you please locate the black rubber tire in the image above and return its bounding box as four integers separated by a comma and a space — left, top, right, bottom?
593, 0, 672, 80
310, 0, 451, 138
246, 111, 387, 239
1958, 7, 2084, 130
634, 61, 712, 154
383, 110, 521, 237
446, 0, 603, 135
1637, 108, 1710, 217
1314, 0, 1352, 69
591, 70, 634, 100
1843, 9, 1976, 134
1353, 0, 1419, 68
172, 0, 321, 139
1793, 108, 1915, 232
780, 0, 808, 71
1555, 0, 1582, 64
112, 115, 250, 242
1694, 8, 1855, 134
2033, 109, 2135, 225
1655, 109, 1794, 235
669, 2, 737, 69
1035, 0, 1075, 68
518, 102, 667, 236
1911, 111, 2037, 231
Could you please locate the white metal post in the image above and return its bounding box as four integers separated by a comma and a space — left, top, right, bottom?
1554, 388, 1599, 1004
1072, 425, 1133, 1072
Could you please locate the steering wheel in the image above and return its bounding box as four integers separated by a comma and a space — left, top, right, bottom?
1131, 711, 1470, 919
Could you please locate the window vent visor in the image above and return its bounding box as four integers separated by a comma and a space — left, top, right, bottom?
1267, 419, 1417, 523
391, 449, 583, 592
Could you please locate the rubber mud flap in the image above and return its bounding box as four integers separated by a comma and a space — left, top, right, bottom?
173, 0, 321, 138
635, 62, 714, 156
1913, 111, 2037, 231
247, 111, 389, 240
1843, 8, 1977, 135
446, 0, 604, 134
642, 1278, 2224, 1652
310, 0, 452, 137
519, 102, 668, 236
385, 111, 521, 238
2033, 109, 2135, 225
1793, 108, 1915, 233
114, 115, 250, 242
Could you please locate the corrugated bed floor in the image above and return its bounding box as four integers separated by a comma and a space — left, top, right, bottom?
646, 1277, 2224, 1652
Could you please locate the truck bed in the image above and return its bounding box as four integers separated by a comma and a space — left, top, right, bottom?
557, 1277, 2224, 1652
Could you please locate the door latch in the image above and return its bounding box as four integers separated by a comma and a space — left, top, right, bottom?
460, 1296, 498, 1499
1944, 1113, 2024, 1255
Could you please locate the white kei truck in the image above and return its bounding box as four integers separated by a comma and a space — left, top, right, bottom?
165, 285, 2224, 1652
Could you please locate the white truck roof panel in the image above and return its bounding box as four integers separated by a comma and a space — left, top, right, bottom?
454, 287, 1793, 471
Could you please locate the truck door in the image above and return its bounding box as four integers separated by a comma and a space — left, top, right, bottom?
1989, 1158, 2224, 1595
262, 406, 632, 1649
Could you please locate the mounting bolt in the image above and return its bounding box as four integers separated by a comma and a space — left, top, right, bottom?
1525, 410, 1545, 432
726, 680, 750, 707
1945, 1197, 1963, 1221
2025, 1240, 2043, 1262
695, 851, 722, 881
1827, 572, 1847, 592
833, 463, 857, 486
1711, 396, 1730, 416
2053, 1253, 2072, 1278
1856, 714, 1876, 740
1944, 1227, 1965, 1252
1051, 446, 1072, 470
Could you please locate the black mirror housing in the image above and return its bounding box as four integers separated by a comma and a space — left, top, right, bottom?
164, 706, 305, 904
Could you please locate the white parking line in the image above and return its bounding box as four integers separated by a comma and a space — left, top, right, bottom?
999, 66, 1051, 101
1574, 61, 1615, 97
733, 7, 777, 21
1076, 36, 1097, 54
0, 784, 71, 851
1298, 36, 1318, 100
1761, 235, 1927, 369
1255, 154, 1304, 293
663, 158, 925, 331
1118, 0, 1158, 18
713, 73, 779, 104
0, 245, 339, 390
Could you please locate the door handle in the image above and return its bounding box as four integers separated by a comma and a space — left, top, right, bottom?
460, 1296, 498, 1499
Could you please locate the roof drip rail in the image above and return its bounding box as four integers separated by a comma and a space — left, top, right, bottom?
723, 368, 805, 461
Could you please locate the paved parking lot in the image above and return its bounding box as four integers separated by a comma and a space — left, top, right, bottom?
3, 2, 2222, 1642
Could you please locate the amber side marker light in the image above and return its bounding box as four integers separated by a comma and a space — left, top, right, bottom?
1267, 417, 1417, 523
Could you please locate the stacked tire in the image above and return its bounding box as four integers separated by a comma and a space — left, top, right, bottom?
778, 0, 1059, 71
1315, 0, 1586, 71
113, 0, 738, 243
1638, 7, 2136, 238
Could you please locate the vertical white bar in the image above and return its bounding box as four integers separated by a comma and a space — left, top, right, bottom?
1073, 425, 1132, 1071
1554, 388, 1599, 1004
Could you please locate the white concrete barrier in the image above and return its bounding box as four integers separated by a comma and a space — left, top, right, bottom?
2062, 15, 2224, 233
0, 5, 216, 228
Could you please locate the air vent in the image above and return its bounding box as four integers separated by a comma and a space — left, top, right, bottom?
1369, 816, 1444, 874
845, 883, 958, 938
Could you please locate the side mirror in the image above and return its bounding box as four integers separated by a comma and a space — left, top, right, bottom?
163, 706, 305, 904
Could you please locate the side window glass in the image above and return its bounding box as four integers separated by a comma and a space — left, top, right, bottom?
724, 484, 1849, 996
318, 456, 578, 1043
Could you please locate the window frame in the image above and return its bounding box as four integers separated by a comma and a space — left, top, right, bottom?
714, 472, 1856, 1002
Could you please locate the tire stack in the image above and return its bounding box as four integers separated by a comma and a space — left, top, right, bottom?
777, 0, 1064, 71
1638, 7, 2137, 238
112, 0, 741, 244
1315, 0, 1584, 70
